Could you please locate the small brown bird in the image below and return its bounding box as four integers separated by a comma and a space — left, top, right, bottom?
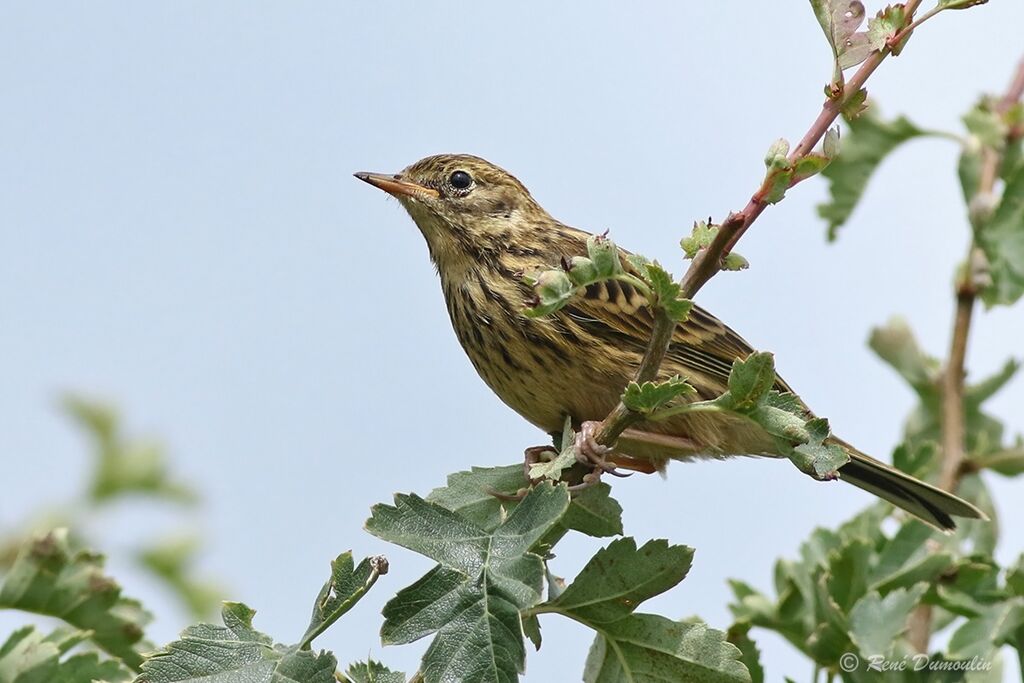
355, 154, 983, 531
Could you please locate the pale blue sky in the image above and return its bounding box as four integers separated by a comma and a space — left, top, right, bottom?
2, 2, 1023, 680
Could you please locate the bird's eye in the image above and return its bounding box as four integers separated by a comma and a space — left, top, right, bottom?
449, 170, 473, 190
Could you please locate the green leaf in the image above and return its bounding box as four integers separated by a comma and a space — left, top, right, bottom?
300, 552, 387, 649
0, 626, 132, 683
369, 484, 569, 683
818, 112, 928, 240
136, 535, 222, 619
809, 0, 871, 85
345, 660, 406, 683
642, 263, 692, 322
848, 584, 928, 657
978, 162, 1024, 306
426, 464, 622, 538
681, 220, 717, 259
790, 419, 849, 480
792, 154, 832, 183
426, 465, 527, 531
559, 483, 624, 538
948, 598, 1024, 660
761, 165, 793, 205
964, 103, 1008, 150
587, 234, 624, 278
622, 376, 696, 414
866, 4, 906, 52
528, 417, 578, 481
969, 448, 1024, 477
0, 529, 152, 670
523, 269, 577, 317
582, 615, 751, 683
867, 317, 941, 399
1007, 555, 1024, 597
544, 539, 693, 625
138, 603, 337, 683
938, 0, 990, 8
724, 352, 777, 412
722, 252, 750, 272
726, 623, 764, 683
63, 395, 197, 505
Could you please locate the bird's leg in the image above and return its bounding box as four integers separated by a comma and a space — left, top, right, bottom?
574, 420, 632, 478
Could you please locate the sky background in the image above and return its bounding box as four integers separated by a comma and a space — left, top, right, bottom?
2, 2, 1023, 680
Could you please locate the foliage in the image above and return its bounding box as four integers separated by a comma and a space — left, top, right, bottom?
3, 2, 1020, 683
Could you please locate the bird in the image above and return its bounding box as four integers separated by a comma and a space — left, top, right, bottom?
354, 153, 984, 531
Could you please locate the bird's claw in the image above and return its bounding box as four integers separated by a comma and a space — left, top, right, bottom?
574, 421, 631, 479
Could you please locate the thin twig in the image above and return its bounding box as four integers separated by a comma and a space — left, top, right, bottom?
908, 53, 1024, 655
592, 0, 925, 448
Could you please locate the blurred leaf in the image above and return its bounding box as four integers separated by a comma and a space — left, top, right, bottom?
969, 447, 1024, 477
138, 602, 336, 683
345, 660, 406, 683
979, 163, 1024, 306
137, 535, 222, 619
0, 626, 132, 683
824, 538, 871, 612
63, 395, 197, 505
948, 598, 1024, 660
300, 552, 387, 650
965, 358, 1020, 408
544, 538, 693, 625
848, 584, 928, 657
818, 112, 928, 240
0, 529, 151, 670
868, 318, 941, 399
369, 484, 568, 683
582, 615, 750, 683
622, 376, 696, 414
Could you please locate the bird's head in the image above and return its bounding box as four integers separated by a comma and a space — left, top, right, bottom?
355, 154, 549, 264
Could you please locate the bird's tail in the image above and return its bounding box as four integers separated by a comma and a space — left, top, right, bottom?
834, 438, 986, 532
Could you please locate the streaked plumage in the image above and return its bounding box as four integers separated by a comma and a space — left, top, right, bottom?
356, 154, 983, 531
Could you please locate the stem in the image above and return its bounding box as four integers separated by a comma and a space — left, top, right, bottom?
907, 53, 1024, 655
591, 0, 925, 448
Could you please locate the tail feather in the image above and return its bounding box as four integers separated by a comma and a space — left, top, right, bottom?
836, 442, 986, 532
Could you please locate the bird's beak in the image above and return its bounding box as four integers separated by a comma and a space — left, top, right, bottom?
353, 172, 440, 200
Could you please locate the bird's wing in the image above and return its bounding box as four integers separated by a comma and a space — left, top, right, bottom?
561, 273, 794, 397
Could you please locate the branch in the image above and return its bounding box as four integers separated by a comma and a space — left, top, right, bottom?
908, 52, 1024, 655
592, 0, 926, 449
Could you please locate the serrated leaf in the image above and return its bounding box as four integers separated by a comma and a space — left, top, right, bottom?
722, 252, 750, 271
848, 584, 928, 657
544, 539, 693, 625
0, 529, 152, 670
0, 626, 132, 683
622, 377, 696, 414
725, 352, 776, 412
681, 221, 717, 259
583, 615, 751, 683
300, 552, 386, 649
528, 416, 577, 481
791, 429, 849, 480
426, 464, 622, 538
866, 5, 906, 52
369, 485, 569, 683
642, 263, 692, 322
138, 603, 336, 683
818, 112, 928, 240
978, 162, 1024, 306
345, 660, 406, 683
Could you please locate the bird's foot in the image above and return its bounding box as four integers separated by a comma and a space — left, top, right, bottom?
574, 421, 632, 479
